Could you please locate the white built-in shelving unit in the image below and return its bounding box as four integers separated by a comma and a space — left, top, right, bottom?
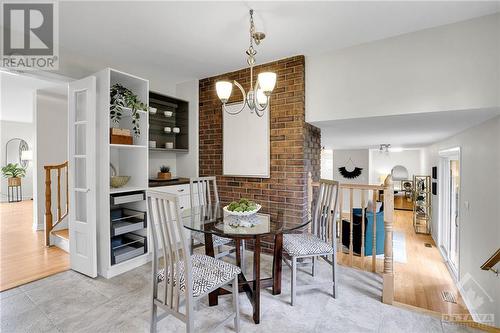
94, 68, 150, 278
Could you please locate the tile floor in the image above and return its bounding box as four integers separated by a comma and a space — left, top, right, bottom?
0, 252, 479, 333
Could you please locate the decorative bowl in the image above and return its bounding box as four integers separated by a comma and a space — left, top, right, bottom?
223, 204, 261, 217
110, 176, 130, 188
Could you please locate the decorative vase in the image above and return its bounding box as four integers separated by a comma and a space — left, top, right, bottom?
157, 172, 171, 180
8, 177, 21, 187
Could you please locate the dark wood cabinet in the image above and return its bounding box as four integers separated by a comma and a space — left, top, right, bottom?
148, 91, 189, 152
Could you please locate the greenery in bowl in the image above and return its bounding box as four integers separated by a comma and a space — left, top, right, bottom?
1, 163, 26, 178
110, 83, 148, 137
160, 165, 170, 173
226, 198, 258, 213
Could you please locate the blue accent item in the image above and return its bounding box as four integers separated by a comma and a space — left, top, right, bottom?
353, 208, 385, 256
342, 208, 385, 256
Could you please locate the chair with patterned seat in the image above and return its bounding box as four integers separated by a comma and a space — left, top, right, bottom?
147, 190, 241, 333
283, 179, 339, 305
190, 176, 245, 266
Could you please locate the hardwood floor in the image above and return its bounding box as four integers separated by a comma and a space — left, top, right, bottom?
394, 193, 414, 210
338, 210, 469, 316
0, 200, 69, 291
392, 210, 469, 315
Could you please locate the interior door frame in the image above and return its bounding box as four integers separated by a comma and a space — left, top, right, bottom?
68, 76, 97, 278
438, 147, 461, 280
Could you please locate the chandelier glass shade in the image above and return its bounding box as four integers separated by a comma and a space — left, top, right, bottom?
215, 10, 277, 117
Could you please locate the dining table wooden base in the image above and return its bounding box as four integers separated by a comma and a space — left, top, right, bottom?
204, 233, 284, 324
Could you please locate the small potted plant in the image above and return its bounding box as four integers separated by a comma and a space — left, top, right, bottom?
110, 83, 148, 140
158, 165, 171, 180
1, 163, 26, 187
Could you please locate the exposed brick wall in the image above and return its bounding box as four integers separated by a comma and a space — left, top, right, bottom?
199, 55, 320, 250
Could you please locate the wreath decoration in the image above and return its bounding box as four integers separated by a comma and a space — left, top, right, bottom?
338, 166, 363, 179
338, 157, 363, 179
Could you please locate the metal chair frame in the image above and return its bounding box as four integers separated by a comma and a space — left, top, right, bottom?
189, 176, 245, 266
147, 190, 240, 333
283, 179, 340, 305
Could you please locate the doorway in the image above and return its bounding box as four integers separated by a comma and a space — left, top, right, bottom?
438, 147, 461, 280
0, 71, 71, 291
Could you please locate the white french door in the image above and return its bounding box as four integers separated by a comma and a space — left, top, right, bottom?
68, 76, 97, 277
438, 147, 461, 279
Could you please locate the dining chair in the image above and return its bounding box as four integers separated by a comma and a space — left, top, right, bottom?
282, 179, 339, 305
189, 176, 245, 266
147, 190, 241, 333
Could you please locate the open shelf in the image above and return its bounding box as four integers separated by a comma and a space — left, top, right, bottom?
110, 144, 147, 149
148, 91, 189, 152
149, 147, 188, 153
109, 186, 146, 194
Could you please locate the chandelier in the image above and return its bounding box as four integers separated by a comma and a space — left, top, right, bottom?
215, 9, 277, 117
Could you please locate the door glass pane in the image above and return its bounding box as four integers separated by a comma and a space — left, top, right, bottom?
75, 191, 87, 222
75, 90, 87, 122
74, 158, 86, 188
450, 160, 460, 267
75, 124, 86, 155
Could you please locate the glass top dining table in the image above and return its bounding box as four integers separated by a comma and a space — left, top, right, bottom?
181, 203, 311, 324
181, 203, 310, 238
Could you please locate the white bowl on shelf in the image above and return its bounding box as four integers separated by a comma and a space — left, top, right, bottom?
164, 111, 173, 117
223, 204, 261, 217
165, 142, 174, 149
173, 127, 180, 133
149, 107, 157, 114
164, 127, 172, 133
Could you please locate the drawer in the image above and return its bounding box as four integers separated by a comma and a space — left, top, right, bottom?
111, 208, 146, 237
178, 194, 191, 211
157, 184, 190, 195
111, 233, 147, 265
153, 183, 200, 195
110, 191, 145, 205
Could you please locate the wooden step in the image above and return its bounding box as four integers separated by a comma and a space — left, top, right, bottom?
52, 228, 69, 240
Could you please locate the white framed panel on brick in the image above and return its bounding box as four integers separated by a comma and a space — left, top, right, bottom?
223, 102, 270, 178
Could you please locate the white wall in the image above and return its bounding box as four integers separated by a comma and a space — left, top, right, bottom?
35, 89, 68, 230
306, 13, 500, 123
333, 149, 369, 211
423, 116, 500, 326
149, 152, 177, 179
321, 149, 333, 180
369, 149, 423, 188
175, 79, 199, 177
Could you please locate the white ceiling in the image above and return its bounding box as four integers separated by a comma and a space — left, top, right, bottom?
316, 108, 500, 149
57, 1, 499, 83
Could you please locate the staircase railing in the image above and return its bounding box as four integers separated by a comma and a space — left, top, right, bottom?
44, 161, 69, 246
480, 248, 500, 275
337, 177, 394, 304
308, 176, 394, 304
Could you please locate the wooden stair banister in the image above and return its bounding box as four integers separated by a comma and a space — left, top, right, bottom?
480, 248, 500, 275
308, 175, 395, 304
44, 161, 69, 246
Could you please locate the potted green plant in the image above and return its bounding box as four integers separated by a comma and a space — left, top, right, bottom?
158, 165, 171, 180
1, 163, 26, 187
110, 83, 148, 137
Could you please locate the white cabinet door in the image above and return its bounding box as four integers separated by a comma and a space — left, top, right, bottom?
68, 76, 97, 278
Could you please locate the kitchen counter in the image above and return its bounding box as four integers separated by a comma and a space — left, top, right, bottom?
148, 177, 190, 188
